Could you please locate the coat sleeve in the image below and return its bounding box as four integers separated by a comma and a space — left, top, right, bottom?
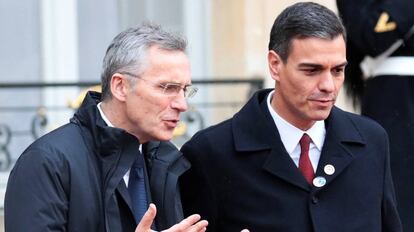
5, 147, 69, 232
380, 132, 403, 232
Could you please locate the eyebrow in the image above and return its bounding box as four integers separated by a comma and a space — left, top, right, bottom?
163, 81, 193, 87
335, 61, 348, 68
298, 61, 348, 69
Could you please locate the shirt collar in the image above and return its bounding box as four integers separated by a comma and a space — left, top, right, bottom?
97, 102, 114, 127
97, 102, 142, 153
266, 90, 326, 154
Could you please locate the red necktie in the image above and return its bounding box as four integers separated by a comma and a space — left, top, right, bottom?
299, 133, 314, 184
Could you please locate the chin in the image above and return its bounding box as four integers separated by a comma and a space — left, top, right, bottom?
153, 133, 174, 142
314, 113, 331, 121
310, 110, 331, 121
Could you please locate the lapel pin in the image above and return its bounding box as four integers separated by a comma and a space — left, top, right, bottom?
313, 176, 326, 187
324, 164, 335, 175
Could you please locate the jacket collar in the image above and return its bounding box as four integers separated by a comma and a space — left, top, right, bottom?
72, 92, 189, 228
312, 106, 366, 193
232, 89, 279, 151
232, 89, 366, 191
71, 91, 139, 207
72, 91, 137, 153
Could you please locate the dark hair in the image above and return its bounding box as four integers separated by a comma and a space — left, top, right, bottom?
268, 2, 346, 62
100, 22, 187, 101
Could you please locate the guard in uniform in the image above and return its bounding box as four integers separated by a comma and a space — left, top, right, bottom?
337, 0, 414, 230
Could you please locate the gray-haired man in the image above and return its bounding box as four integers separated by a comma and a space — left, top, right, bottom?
5, 23, 207, 232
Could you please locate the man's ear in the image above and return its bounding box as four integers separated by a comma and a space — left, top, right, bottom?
110, 73, 129, 102
268, 50, 283, 81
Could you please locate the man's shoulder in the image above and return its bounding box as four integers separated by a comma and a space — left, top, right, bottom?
190, 118, 233, 141
33, 122, 83, 147
332, 107, 387, 135
19, 122, 86, 163
181, 118, 234, 154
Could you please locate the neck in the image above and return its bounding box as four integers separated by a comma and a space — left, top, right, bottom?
100, 100, 121, 126
100, 100, 144, 143
271, 91, 315, 131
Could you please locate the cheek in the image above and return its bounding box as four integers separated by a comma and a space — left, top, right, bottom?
142, 96, 172, 117
286, 79, 310, 97
335, 78, 344, 90
127, 94, 156, 119
283, 71, 309, 95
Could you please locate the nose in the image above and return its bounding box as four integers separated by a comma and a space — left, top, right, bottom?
170, 92, 188, 112
318, 72, 335, 93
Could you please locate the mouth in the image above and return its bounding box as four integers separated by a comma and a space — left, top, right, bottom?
163, 119, 179, 128
309, 99, 334, 107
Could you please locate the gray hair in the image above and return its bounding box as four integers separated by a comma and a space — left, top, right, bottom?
268, 2, 346, 62
100, 22, 187, 100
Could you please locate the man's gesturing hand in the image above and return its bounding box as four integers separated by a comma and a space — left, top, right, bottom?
135, 203, 208, 232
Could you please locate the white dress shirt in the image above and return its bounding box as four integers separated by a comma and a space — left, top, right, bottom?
266, 90, 326, 172
97, 102, 141, 186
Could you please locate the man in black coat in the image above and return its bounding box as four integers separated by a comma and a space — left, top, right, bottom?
5, 23, 208, 232
337, 1, 414, 230
180, 2, 402, 232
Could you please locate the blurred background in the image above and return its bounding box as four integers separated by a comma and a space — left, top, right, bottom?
0, 0, 350, 229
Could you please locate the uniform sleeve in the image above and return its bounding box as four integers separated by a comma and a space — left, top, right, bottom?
179, 138, 219, 232
5, 148, 69, 232
337, 0, 414, 56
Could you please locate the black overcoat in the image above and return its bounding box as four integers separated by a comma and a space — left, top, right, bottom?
180, 89, 401, 232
